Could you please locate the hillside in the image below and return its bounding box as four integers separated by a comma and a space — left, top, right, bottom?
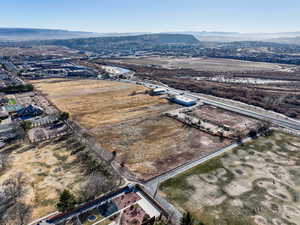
267, 37, 300, 45
0, 28, 100, 41
45, 33, 200, 52
190, 31, 300, 43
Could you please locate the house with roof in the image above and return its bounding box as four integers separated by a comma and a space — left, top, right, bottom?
0, 123, 18, 141
3, 104, 24, 114
15, 104, 43, 119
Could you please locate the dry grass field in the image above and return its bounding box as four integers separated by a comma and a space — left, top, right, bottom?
108, 57, 291, 72
31, 79, 233, 181
160, 131, 300, 225
0, 136, 87, 222
96, 116, 231, 180
31, 78, 171, 129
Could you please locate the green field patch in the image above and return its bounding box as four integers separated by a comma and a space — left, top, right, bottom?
160, 131, 300, 225
8, 98, 17, 105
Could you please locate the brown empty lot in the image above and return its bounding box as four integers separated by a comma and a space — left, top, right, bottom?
0, 137, 87, 222
189, 105, 259, 132
96, 116, 231, 180
31, 79, 232, 180
108, 57, 289, 72
31, 79, 171, 129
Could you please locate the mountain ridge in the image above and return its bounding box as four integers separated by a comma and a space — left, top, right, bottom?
0, 28, 101, 41
1, 27, 300, 44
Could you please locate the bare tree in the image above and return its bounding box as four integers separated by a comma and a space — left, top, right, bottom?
79, 173, 113, 202
3, 172, 26, 204
5, 202, 32, 225
0, 153, 10, 172
0, 174, 29, 225
17, 202, 32, 225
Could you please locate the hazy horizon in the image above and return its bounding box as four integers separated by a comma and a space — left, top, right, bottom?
1, 0, 299, 34
0, 27, 300, 35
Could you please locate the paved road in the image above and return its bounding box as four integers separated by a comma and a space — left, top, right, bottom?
129, 79, 300, 223
140, 82, 300, 131
185, 91, 300, 131
145, 137, 251, 191
144, 137, 252, 224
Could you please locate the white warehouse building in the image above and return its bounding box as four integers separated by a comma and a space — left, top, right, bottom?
171, 95, 197, 106
152, 88, 167, 95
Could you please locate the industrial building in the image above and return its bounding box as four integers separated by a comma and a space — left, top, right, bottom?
171, 95, 196, 106
19, 60, 97, 79
152, 88, 167, 95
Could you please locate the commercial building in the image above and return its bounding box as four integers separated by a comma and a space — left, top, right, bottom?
152, 88, 167, 95
171, 95, 196, 107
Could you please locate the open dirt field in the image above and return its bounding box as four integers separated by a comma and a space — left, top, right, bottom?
188, 105, 259, 132
0, 136, 87, 222
160, 131, 300, 225
31, 79, 233, 181
30, 78, 172, 129
95, 116, 231, 181
109, 57, 291, 72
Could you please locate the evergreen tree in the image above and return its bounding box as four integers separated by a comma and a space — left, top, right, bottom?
57, 189, 77, 212
180, 212, 195, 225
180, 212, 205, 225
59, 112, 70, 121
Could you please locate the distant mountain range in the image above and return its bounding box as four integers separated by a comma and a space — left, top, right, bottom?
267, 36, 300, 45
0, 28, 101, 41
0, 28, 300, 45
42, 33, 200, 52
174, 31, 300, 43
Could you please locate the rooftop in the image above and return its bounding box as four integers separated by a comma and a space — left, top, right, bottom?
174, 95, 196, 103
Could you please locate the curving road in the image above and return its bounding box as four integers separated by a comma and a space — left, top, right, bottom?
143, 137, 252, 224
145, 137, 250, 190
139, 81, 300, 131
135, 80, 300, 224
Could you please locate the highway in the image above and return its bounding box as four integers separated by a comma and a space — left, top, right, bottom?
139, 82, 300, 131
136, 80, 300, 223
115, 78, 300, 224
185, 91, 300, 131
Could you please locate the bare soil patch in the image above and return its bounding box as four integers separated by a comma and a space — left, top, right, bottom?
190, 105, 259, 132
160, 131, 300, 225
31, 79, 233, 181
110, 57, 285, 72
0, 137, 87, 222
96, 116, 231, 180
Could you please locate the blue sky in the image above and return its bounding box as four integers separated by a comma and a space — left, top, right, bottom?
1, 0, 299, 33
